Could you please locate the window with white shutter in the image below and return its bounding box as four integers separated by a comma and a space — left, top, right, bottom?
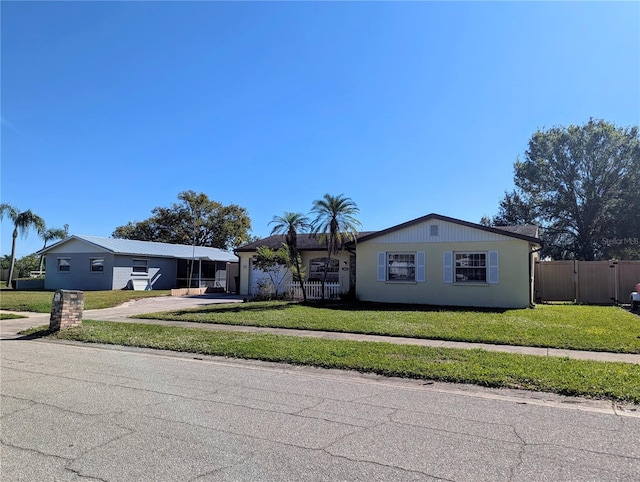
378, 251, 425, 282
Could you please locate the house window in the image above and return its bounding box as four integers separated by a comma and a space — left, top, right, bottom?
57, 258, 70, 272
90, 258, 104, 272
132, 259, 148, 274
309, 257, 339, 283
378, 251, 425, 282
455, 252, 486, 282
387, 253, 416, 282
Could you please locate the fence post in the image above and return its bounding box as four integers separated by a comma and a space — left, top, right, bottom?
573, 260, 579, 303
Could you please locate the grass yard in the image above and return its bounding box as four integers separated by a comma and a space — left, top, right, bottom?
0, 312, 27, 320
0, 289, 171, 312
135, 301, 640, 354
23, 320, 640, 404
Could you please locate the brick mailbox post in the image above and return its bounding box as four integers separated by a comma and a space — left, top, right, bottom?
49, 289, 84, 331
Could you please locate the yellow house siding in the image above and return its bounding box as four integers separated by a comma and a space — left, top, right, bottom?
356, 240, 532, 308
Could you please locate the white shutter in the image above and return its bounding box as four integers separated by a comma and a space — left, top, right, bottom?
416, 251, 426, 282
377, 252, 386, 281
443, 251, 453, 283
488, 251, 499, 284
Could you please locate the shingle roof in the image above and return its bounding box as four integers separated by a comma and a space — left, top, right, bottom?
39, 235, 238, 262
492, 224, 540, 239
235, 215, 541, 253
235, 232, 376, 252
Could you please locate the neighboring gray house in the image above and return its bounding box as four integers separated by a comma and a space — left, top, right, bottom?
38, 235, 238, 291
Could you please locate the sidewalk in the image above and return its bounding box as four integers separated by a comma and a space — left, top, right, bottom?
2, 299, 639, 365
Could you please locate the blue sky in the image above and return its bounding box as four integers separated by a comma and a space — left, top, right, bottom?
2, 1, 639, 258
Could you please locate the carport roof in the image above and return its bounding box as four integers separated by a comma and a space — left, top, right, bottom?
39, 235, 238, 262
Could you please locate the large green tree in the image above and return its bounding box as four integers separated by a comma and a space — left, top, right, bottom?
310, 194, 361, 299
490, 119, 640, 260
112, 191, 252, 251
269, 212, 310, 302
0, 204, 45, 287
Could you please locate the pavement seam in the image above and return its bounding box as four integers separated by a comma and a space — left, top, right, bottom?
321, 421, 454, 481
1, 439, 74, 461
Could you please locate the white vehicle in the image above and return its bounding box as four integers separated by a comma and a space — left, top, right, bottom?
630, 283, 640, 312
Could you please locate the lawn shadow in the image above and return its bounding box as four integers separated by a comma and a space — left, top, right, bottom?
136, 299, 510, 319
4, 328, 56, 341
303, 300, 509, 314
147, 301, 297, 317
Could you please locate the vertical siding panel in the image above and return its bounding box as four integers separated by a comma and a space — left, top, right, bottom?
368, 219, 512, 244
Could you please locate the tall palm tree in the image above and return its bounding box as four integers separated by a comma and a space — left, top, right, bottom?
310, 194, 362, 300
0, 204, 45, 287
269, 212, 310, 302
38, 223, 69, 273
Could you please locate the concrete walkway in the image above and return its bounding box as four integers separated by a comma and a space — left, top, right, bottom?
2, 295, 639, 365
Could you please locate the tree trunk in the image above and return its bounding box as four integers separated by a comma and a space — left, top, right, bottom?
7, 230, 18, 288
39, 241, 47, 273
293, 254, 307, 302
321, 242, 331, 301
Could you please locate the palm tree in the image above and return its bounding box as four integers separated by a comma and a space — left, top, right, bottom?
310, 194, 362, 300
0, 204, 45, 287
38, 223, 69, 273
269, 212, 310, 302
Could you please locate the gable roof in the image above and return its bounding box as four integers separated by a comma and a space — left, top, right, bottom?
39, 235, 238, 262
235, 232, 377, 252
351, 213, 541, 245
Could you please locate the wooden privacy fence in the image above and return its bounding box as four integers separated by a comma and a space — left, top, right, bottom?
283, 282, 342, 300
535, 260, 640, 304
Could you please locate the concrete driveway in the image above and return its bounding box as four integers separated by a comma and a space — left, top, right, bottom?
83, 294, 245, 321
0, 294, 244, 339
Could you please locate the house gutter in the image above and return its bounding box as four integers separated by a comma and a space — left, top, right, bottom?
529, 245, 543, 308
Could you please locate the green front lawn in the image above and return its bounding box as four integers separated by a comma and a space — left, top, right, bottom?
135, 301, 640, 353
28, 320, 640, 404
0, 289, 171, 312
0, 313, 27, 320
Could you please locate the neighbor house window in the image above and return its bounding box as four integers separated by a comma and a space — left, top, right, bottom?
387, 253, 416, 282
90, 258, 104, 272
455, 252, 486, 282
132, 259, 148, 274
57, 258, 71, 272
308, 258, 339, 283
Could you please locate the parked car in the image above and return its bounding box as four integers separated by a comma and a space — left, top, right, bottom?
631, 283, 640, 312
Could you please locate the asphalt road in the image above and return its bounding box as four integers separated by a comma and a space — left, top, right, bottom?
2, 337, 639, 481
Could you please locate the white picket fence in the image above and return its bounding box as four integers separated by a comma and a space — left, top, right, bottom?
283, 281, 342, 300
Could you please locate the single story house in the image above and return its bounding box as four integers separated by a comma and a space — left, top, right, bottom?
234, 233, 374, 298
351, 213, 542, 309
38, 235, 239, 291
237, 213, 541, 308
